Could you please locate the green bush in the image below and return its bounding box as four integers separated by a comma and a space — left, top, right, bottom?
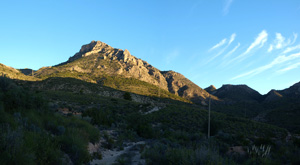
123, 92, 132, 101
126, 113, 154, 138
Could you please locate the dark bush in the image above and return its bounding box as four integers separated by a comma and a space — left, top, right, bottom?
123, 92, 132, 101
202, 118, 221, 136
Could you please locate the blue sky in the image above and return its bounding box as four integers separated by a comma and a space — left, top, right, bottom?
1, 0, 300, 94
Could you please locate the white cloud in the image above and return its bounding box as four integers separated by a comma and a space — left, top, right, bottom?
292, 33, 298, 44
268, 44, 273, 52
231, 52, 300, 80
223, 43, 240, 58
223, 0, 233, 15
278, 62, 300, 73
228, 33, 236, 45
269, 32, 297, 52
209, 38, 227, 51
275, 33, 285, 49
225, 30, 268, 65
283, 44, 300, 54
207, 33, 236, 62
244, 30, 268, 54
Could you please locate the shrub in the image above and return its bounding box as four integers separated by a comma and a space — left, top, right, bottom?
58, 130, 91, 164
123, 92, 132, 101
202, 118, 221, 136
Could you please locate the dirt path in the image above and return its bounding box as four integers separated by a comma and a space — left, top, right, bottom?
90, 141, 145, 165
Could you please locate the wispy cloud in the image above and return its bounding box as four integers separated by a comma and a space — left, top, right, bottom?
268, 44, 273, 52
268, 32, 297, 53
223, 42, 240, 58
283, 44, 300, 54
223, 0, 233, 15
244, 30, 268, 54
275, 33, 286, 49
228, 33, 236, 45
209, 38, 227, 52
292, 33, 298, 44
226, 30, 268, 65
278, 61, 300, 73
231, 52, 300, 80
207, 33, 236, 62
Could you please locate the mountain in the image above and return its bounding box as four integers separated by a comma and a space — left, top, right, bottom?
263, 82, 300, 102
204, 85, 217, 94
0, 63, 38, 81
34, 40, 214, 104
212, 84, 262, 103
277, 81, 300, 98
263, 89, 283, 102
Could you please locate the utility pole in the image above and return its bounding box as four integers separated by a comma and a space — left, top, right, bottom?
208, 95, 211, 139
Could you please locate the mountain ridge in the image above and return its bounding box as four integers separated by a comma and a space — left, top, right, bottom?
1, 40, 300, 105
33, 40, 214, 104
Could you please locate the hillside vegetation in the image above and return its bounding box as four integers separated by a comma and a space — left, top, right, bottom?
0, 76, 99, 164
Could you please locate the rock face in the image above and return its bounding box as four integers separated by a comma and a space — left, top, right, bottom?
36, 41, 168, 90
35, 40, 214, 103
212, 84, 262, 103
162, 71, 217, 104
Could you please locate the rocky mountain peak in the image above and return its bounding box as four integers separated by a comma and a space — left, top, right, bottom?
34, 40, 218, 105
67, 41, 113, 63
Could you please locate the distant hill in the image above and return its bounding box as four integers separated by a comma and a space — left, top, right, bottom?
211, 84, 262, 103
0, 63, 38, 81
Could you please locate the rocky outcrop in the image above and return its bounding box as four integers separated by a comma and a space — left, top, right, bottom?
36, 41, 168, 90
161, 71, 217, 104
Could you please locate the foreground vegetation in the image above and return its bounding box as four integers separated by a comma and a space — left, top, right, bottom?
1, 76, 300, 164
0, 76, 99, 164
